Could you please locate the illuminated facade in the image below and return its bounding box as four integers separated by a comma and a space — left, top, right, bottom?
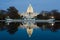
22, 4, 38, 18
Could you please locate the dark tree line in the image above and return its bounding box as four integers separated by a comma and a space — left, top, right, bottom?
0, 10, 7, 20
7, 6, 22, 19
36, 10, 60, 20
0, 6, 23, 20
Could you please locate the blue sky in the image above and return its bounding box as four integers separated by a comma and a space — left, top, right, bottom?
0, 0, 60, 13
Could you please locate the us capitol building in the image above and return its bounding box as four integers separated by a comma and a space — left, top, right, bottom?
21, 4, 38, 18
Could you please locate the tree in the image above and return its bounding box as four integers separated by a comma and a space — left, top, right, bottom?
51, 10, 60, 20
0, 10, 7, 20
7, 6, 22, 19
36, 11, 49, 20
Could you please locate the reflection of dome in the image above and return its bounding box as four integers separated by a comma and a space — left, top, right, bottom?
27, 28, 33, 37
27, 4, 33, 13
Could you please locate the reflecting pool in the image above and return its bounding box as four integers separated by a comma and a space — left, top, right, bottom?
0, 22, 60, 40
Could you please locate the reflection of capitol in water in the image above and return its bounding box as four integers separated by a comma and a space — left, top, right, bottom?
27, 28, 33, 37
0, 21, 60, 37
0, 4, 60, 37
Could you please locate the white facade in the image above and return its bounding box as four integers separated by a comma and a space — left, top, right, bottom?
21, 4, 38, 18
